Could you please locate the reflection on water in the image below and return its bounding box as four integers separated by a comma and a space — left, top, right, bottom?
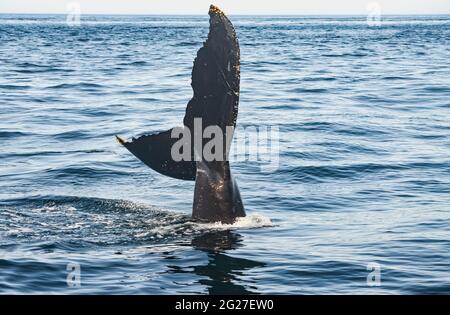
168, 231, 266, 294
191, 230, 243, 252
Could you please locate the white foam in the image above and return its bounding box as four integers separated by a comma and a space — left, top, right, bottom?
6, 227, 34, 236
200, 214, 273, 230
138, 213, 272, 239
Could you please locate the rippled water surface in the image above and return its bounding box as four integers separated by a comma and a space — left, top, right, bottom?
0, 14, 449, 294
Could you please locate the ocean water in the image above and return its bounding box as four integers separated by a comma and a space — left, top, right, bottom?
0, 14, 449, 294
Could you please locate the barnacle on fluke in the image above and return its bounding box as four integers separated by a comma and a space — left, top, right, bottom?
209, 4, 224, 15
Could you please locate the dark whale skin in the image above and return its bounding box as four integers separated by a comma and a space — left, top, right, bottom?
118, 5, 246, 223
193, 161, 245, 224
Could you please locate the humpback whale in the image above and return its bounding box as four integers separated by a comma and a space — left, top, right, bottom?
116, 5, 245, 224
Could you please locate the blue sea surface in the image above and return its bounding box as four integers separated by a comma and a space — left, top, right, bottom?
0, 14, 449, 294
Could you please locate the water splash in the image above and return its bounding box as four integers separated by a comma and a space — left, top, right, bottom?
0, 196, 272, 246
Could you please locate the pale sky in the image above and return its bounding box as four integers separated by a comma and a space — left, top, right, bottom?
0, 0, 449, 15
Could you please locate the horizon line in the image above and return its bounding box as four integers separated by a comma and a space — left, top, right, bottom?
1, 12, 450, 16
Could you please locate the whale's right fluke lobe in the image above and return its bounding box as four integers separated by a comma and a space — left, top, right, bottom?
183, 4, 240, 137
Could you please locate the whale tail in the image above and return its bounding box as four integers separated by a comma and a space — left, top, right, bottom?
117, 5, 245, 223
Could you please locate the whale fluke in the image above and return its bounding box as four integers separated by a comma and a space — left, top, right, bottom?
117, 5, 245, 223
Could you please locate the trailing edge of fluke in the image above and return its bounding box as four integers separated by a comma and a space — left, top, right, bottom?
116, 5, 245, 224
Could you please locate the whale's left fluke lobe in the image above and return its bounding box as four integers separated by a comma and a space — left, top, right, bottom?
117, 5, 245, 223
117, 130, 197, 181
